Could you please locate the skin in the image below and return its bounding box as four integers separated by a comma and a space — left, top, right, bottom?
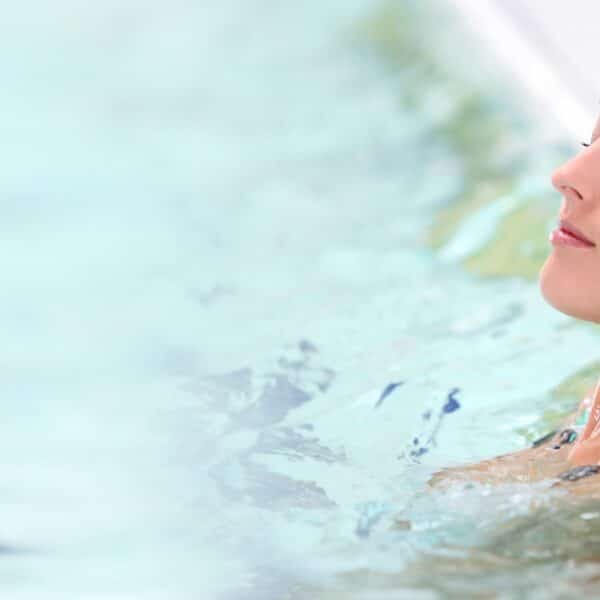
540, 114, 600, 323
430, 114, 600, 491
428, 396, 597, 492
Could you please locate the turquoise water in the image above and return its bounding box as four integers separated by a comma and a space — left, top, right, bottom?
4, 1, 600, 598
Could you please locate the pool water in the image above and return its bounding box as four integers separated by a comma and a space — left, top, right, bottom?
4, 0, 600, 598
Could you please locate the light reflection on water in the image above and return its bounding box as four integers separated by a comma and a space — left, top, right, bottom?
2, 0, 600, 598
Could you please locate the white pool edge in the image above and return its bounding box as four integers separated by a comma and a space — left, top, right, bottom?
446, 0, 593, 142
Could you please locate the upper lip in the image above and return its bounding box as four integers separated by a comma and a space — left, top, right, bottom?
559, 219, 596, 246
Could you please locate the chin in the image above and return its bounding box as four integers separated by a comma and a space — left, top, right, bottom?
539, 252, 600, 323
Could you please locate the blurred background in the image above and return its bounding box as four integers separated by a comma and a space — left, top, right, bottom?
4, 1, 600, 598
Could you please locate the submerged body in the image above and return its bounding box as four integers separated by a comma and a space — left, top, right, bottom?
430, 380, 600, 494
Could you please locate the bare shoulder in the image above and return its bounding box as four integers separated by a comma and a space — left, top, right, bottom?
428, 439, 571, 488
428, 385, 600, 498
428, 401, 589, 489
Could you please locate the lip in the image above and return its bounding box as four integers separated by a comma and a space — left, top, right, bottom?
549, 219, 596, 248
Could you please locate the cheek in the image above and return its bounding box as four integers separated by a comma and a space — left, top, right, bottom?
539, 250, 600, 322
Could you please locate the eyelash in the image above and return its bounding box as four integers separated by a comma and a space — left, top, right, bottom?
582, 141, 591, 147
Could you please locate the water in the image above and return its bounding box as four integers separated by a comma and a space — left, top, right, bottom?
3, 0, 600, 598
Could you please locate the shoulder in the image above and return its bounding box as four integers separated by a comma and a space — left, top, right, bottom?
428, 384, 600, 489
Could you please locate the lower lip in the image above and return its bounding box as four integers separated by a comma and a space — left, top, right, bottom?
549, 227, 596, 248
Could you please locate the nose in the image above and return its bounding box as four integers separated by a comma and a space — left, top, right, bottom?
552, 163, 584, 200
551, 155, 588, 202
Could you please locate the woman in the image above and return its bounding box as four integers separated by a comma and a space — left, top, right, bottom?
431, 113, 600, 492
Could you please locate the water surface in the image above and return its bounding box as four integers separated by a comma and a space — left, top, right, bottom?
2, 1, 600, 598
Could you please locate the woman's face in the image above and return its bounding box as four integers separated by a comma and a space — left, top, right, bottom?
539, 115, 600, 323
